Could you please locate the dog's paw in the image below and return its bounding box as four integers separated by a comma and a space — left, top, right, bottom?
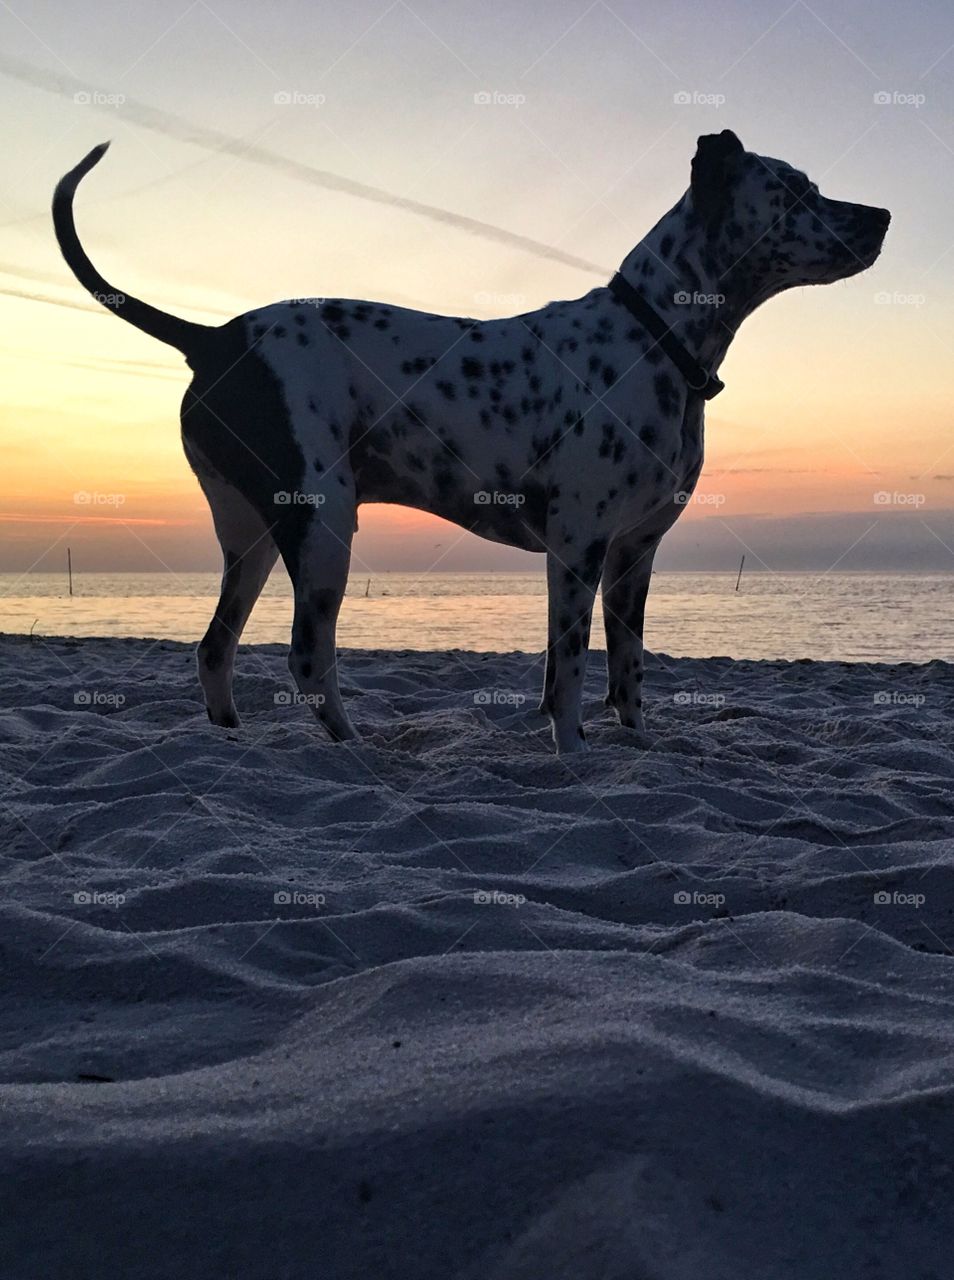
207, 706, 241, 730
554, 731, 590, 756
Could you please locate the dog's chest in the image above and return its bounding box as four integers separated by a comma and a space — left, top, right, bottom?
612, 397, 705, 533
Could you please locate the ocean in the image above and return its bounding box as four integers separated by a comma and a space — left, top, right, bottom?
1, 570, 949, 663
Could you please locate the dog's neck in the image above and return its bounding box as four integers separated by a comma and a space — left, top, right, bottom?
614, 194, 758, 379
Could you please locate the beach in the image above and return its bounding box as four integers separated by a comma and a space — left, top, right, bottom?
3, 632, 954, 1277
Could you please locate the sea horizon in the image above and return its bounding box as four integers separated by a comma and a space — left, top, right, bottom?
2, 569, 951, 663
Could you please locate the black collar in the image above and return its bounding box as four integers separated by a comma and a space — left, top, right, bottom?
607, 272, 724, 400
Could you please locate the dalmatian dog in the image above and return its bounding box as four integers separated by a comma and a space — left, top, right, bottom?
54, 130, 889, 753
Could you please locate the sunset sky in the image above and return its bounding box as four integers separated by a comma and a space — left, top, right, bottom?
2, 0, 954, 574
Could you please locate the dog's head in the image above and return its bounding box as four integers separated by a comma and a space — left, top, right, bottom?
689, 130, 890, 300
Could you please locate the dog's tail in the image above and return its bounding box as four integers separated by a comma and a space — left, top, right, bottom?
53, 142, 215, 360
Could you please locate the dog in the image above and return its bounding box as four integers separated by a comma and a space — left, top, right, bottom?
54, 130, 889, 753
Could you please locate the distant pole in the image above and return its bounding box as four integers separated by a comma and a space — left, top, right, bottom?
67, 547, 73, 597
735, 554, 745, 592
365, 578, 371, 598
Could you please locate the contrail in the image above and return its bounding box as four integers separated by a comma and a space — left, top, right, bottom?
0, 261, 235, 319
0, 53, 612, 278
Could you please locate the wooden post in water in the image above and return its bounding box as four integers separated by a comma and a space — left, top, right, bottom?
67, 547, 73, 597
734, 554, 745, 592
365, 578, 371, 598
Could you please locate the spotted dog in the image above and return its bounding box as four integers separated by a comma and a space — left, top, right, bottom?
54, 131, 889, 753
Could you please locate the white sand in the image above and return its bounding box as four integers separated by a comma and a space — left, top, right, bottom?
3, 633, 954, 1277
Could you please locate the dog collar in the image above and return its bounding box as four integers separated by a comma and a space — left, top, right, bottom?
607, 273, 724, 400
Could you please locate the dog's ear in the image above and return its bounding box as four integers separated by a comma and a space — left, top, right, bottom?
690, 130, 744, 223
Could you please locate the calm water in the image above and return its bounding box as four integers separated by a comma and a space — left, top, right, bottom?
0, 571, 950, 662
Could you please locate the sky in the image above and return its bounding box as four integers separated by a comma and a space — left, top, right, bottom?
1, 0, 954, 575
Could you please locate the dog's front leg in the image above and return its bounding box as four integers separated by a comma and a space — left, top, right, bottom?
542, 545, 606, 754
601, 530, 660, 733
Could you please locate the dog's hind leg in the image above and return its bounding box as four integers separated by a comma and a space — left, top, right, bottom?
600, 529, 661, 734
542, 542, 606, 754
197, 478, 279, 728
279, 480, 358, 744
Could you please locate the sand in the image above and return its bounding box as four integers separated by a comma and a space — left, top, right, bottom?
2, 632, 954, 1278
